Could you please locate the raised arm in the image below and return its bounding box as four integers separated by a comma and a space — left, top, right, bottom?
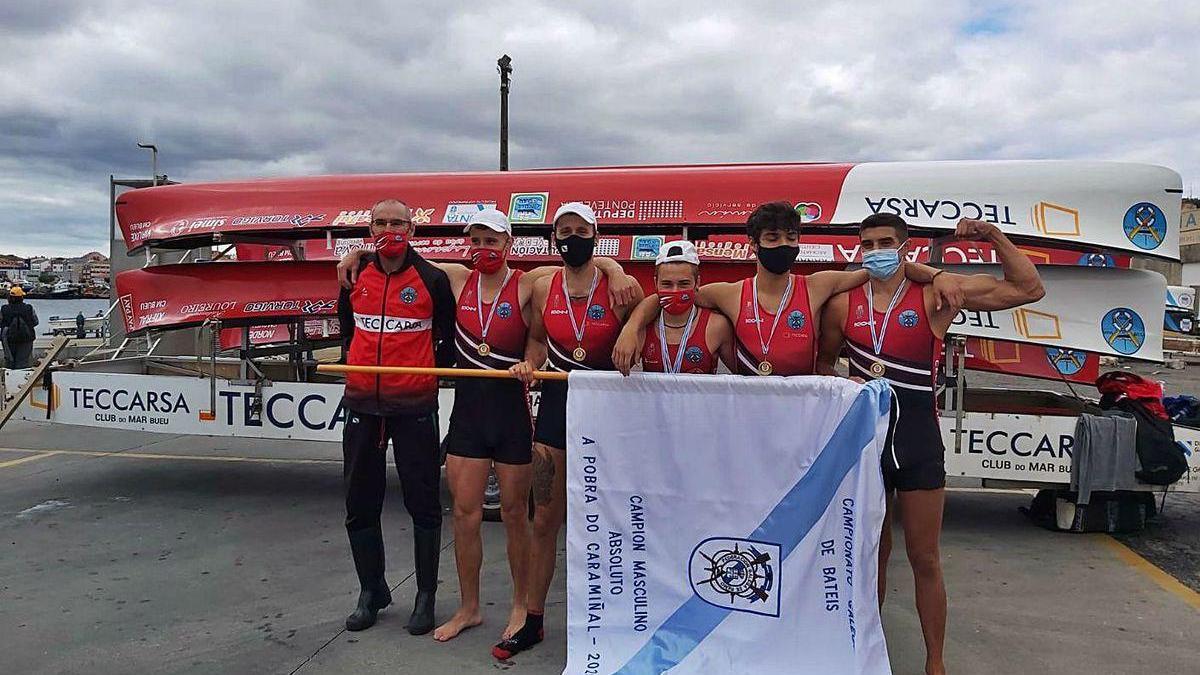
954, 219, 1045, 311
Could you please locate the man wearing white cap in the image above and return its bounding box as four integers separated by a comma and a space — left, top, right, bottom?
336, 207, 634, 644
617, 239, 735, 375
496, 202, 644, 660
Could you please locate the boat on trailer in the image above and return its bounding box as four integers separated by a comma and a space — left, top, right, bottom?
5, 160, 1195, 508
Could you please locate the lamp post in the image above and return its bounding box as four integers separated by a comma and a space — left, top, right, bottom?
137, 142, 158, 186
497, 55, 512, 171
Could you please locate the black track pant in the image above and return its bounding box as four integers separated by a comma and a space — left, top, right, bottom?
342, 409, 442, 533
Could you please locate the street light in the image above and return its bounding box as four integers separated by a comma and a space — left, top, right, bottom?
497, 55, 512, 171
137, 142, 158, 186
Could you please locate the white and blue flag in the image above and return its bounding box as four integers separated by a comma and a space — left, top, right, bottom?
566, 372, 892, 674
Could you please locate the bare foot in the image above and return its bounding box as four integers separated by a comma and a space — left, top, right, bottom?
926, 661, 946, 675
501, 605, 527, 640
432, 608, 482, 642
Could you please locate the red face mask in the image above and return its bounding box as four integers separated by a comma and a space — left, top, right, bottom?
470, 246, 506, 274
373, 231, 408, 259
658, 288, 695, 315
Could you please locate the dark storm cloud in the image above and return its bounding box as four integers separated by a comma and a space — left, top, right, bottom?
0, 0, 1198, 257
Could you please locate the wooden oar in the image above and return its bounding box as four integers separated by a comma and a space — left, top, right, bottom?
316, 364, 568, 381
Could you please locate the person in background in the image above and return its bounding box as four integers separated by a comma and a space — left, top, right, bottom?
2, 287, 39, 368
76, 311, 86, 338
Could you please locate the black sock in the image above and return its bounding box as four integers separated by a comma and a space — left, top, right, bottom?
493, 611, 544, 659
521, 610, 544, 636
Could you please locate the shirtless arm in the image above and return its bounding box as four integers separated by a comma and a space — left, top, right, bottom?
511, 276, 550, 385
806, 270, 870, 317
335, 247, 472, 294
594, 258, 641, 307
613, 279, 645, 319
926, 219, 1046, 335
816, 293, 851, 378
706, 311, 737, 373
336, 247, 371, 288
436, 262, 470, 297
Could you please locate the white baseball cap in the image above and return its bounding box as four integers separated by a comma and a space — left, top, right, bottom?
655, 240, 700, 266
553, 202, 597, 226
463, 208, 511, 235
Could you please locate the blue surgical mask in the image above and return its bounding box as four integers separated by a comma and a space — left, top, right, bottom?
862, 248, 901, 279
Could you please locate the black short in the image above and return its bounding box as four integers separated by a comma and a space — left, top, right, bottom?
445, 380, 533, 465
882, 400, 946, 492
532, 379, 568, 450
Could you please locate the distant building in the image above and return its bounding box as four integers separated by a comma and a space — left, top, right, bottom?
1179, 200, 1200, 285
0, 255, 28, 283
84, 260, 110, 286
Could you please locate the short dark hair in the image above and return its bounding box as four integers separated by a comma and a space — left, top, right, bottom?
746, 201, 801, 242
859, 213, 908, 241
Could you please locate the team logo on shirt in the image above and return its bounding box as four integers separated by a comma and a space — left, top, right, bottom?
684, 346, 704, 363
497, 301, 513, 318
689, 537, 780, 617
897, 309, 920, 328
400, 286, 418, 304
588, 304, 606, 320
1100, 307, 1145, 355
787, 310, 806, 330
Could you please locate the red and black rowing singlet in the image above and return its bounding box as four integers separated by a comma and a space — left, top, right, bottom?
455, 268, 526, 370
641, 308, 717, 374
543, 269, 622, 371
733, 275, 815, 376
843, 281, 940, 404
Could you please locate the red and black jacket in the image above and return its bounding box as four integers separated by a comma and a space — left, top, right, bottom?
338, 250, 456, 416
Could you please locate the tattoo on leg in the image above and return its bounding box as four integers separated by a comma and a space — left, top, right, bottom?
532, 450, 555, 506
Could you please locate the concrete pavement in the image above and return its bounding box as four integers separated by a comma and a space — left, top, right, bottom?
1, 420, 1197, 674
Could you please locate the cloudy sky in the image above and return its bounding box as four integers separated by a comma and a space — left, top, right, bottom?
2, 0, 1197, 257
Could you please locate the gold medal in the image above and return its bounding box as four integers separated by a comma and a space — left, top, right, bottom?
477, 343, 491, 357
870, 361, 886, 377
758, 360, 774, 376
573, 346, 587, 361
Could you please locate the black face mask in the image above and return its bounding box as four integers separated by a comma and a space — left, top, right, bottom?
756, 244, 799, 274
557, 235, 595, 268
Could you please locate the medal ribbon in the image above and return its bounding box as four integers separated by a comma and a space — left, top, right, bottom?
657, 307, 699, 374
752, 274, 794, 358
476, 268, 514, 343
563, 268, 601, 348
867, 279, 909, 355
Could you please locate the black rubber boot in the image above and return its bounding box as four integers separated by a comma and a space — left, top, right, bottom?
345, 526, 392, 631
405, 526, 440, 635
